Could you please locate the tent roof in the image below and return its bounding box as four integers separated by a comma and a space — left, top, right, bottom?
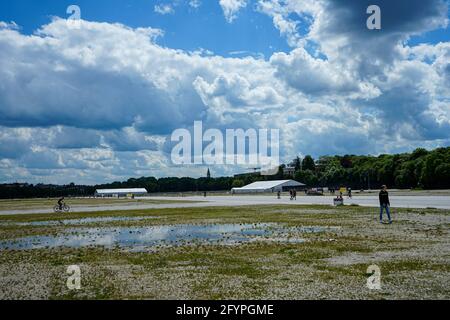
233, 180, 305, 190
95, 188, 148, 194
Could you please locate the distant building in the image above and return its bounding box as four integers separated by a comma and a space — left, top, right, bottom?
231, 180, 305, 194
283, 166, 296, 177
95, 188, 148, 198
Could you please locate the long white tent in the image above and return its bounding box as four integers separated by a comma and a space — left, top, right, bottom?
231, 180, 305, 194
95, 188, 148, 197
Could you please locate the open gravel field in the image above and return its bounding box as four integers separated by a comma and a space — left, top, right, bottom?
0, 204, 448, 300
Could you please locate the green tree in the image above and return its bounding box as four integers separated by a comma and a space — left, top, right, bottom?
302, 155, 315, 171
435, 164, 450, 188
340, 155, 353, 168
411, 148, 429, 160
293, 156, 301, 171
294, 169, 318, 186
231, 179, 245, 188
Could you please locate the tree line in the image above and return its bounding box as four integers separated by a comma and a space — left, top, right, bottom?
0, 147, 448, 199
289, 147, 450, 190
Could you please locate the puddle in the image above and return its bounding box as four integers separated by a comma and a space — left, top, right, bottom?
293, 226, 341, 233
0, 216, 158, 227
0, 223, 339, 251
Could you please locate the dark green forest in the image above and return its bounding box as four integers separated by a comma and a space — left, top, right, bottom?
1, 147, 449, 199
289, 147, 450, 190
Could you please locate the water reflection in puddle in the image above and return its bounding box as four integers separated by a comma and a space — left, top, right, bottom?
0, 223, 338, 251
0, 216, 158, 227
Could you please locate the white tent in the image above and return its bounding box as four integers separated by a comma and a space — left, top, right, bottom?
231, 180, 305, 194
95, 188, 148, 197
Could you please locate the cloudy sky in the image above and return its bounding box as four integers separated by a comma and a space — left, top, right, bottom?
0, 0, 449, 184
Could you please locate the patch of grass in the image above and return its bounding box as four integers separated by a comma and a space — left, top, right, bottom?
0, 204, 449, 299
378, 259, 450, 274
0, 197, 197, 211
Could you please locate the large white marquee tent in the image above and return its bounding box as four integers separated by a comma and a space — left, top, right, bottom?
231, 180, 305, 194
95, 188, 148, 197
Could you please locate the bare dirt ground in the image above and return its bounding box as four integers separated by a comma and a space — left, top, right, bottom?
0, 205, 448, 300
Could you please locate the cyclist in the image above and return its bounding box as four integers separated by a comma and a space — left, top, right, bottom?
57, 197, 65, 210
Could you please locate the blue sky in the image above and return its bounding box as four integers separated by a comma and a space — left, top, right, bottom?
5, 0, 447, 59
0, 0, 292, 58
0, 0, 449, 184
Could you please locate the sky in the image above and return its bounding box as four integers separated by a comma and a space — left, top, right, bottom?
0, 0, 449, 184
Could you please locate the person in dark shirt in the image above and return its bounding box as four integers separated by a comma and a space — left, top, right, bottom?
379, 185, 392, 224
57, 197, 65, 210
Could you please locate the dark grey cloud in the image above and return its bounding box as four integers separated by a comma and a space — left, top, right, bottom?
102, 128, 159, 152
313, 0, 448, 73
0, 136, 29, 159
19, 150, 63, 170
321, 0, 447, 36
51, 127, 102, 149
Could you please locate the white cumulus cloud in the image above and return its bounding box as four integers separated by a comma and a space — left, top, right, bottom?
219, 0, 248, 23
0, 0, 449, 183
154, 4, 175, 15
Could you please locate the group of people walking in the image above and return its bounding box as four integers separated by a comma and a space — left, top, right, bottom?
276, 189, 297, 200
289, 189, 297, 200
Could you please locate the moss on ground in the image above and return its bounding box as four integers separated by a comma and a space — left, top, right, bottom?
0, 204, 448, 299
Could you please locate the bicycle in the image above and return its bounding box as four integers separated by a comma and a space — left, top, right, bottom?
53, 203, 71, 213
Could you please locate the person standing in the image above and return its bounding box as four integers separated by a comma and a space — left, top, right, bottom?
379, 185, 392, 224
